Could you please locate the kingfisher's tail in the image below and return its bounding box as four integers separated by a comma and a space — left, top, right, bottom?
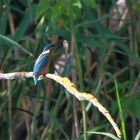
33, 75, 38, 86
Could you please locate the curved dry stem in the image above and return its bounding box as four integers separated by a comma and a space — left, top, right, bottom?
0, 72, 122, 139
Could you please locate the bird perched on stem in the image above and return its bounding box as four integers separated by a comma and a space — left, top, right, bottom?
33, 40, 68, 85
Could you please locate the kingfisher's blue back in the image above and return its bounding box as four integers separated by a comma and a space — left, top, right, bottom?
33, 43, 52, 85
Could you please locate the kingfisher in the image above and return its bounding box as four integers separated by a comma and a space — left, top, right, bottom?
33, 40, 65, 85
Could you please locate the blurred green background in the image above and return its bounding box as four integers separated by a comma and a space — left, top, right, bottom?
0, 0, 140, 140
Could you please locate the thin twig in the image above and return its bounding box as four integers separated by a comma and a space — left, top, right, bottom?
0, 72, 33, 79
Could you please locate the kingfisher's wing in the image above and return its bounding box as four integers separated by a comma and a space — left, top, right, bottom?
33, 54, 49, 75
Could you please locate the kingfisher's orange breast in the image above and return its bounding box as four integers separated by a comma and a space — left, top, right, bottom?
37, 56, 51, 77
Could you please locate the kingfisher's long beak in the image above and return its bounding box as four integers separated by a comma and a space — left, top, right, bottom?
51, 40, 69, 55
54, 40, 69, 53
49, 41, 62, 50
54, 40, 63, 47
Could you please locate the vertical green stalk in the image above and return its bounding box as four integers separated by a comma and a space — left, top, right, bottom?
71, 30, 79, 138
71, 29, 87, 140
75, 38, 87, 140
41, 90, 64, 140
7, 80, 12, 140
30, 91, 40, 140
114, 80, 127, 140
82, 103, 87, 140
